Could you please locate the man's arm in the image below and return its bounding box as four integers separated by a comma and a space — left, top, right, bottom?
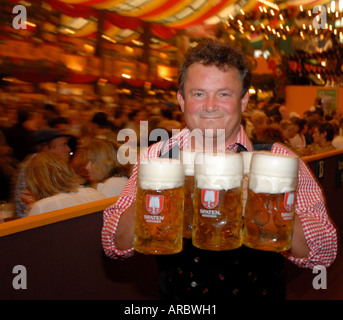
102, 140, 166, 259
289, 213, 310, 259
272, 143, 337, 268
114, 203, 135, 251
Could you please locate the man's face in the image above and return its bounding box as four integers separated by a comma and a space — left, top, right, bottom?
85, 151, 102, 182
312, 127, 324, 145
177, 63, 249, 148
45, 136, 71, 161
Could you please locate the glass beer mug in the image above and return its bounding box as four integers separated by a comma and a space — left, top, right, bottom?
242, 152, 299, 252
241, 151, 254, 216
181, 149, 200, 239
133, 158, 185, 255
192, 151, 243, 251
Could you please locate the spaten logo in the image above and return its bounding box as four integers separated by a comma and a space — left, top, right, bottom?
284, 192, 295, 212
146, 195, 164, 214
201, 189, 219, 209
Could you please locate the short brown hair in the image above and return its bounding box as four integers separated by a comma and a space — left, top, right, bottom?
178, 39, 251, 98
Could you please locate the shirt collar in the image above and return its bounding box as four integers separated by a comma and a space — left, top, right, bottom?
169, 126, 253, 152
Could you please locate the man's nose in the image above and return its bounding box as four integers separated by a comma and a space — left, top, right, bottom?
203, 96, 218, 112
85, 161, 91, 170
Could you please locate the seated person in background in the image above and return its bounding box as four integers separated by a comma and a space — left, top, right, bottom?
289, 118, 307, 150
279, 119, 296, 147
85, 138, 129, 198
25, 152, 105, 216
289, 118, 310, 156
69, 146, 89, 184
13, 128, 73, 217
255, 124, 285, 144
330, 120, 343, 149
308, 122, 337, 154
249, 111, 268, 143
0, 130, 18, 201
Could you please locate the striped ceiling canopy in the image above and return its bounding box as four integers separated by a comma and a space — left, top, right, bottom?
42, 0, 331, 41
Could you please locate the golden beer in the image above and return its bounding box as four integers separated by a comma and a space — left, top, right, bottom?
192, 151, 243, 251
243, 190, 295, 252
133, 158, 185, 255
193, 187, 243, 250
241, 151, 254, 216
134, 186, 184, 254
242, 152, 299, 252
183, 175, 195, 239
181, 149, 200, 239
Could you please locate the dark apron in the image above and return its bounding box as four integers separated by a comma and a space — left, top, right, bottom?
155, 142, 285, 300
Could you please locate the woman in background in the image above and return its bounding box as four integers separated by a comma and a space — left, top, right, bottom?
85, 138, 129, 198
25, 152, 105, 216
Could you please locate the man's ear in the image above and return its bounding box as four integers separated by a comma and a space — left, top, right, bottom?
177, 91, 185, 113
241, 91, 249, 113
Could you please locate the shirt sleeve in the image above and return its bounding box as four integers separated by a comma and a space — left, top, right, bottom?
272, 143, 338, 268
101, 142, 164, 259
101, 164, 138, 259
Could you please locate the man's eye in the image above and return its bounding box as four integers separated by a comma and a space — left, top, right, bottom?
220, 92, 230, 97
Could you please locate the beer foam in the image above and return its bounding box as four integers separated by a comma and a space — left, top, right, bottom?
181, 149, 203, 176
241, 151, 254, 175
249, 152, 299, 193
241, 151, 271, 175
138, 158, 185, 190
194, 151, 243, 190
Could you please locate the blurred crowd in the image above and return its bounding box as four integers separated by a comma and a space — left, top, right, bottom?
0, 93, 342, 218
243, 97, 343, 156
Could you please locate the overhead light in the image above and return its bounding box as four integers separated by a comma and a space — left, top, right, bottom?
25, 21, 36, 28
258, 0, 279, 11
132, 40, 143, 46
64, 28, 75, 34
331, 0, 336, 12
102, 34, 116, 44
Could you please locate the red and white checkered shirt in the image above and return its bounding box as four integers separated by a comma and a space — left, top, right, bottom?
102, 126, 337, 269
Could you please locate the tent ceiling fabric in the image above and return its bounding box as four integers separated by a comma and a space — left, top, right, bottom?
49, 0, 331, 40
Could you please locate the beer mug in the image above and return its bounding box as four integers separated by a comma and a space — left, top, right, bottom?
242, 152, 299, 252
192, 151, 243, 251
133, 158, 185, 255
241, 151, 254, 216
181, 149, 199, 239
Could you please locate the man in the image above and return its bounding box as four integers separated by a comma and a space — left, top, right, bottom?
14, 128, 72, 217
102, 40, 337, 299
311, 122, 337, 154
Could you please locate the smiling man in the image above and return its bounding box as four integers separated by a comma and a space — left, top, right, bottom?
102, 40, 337, 299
